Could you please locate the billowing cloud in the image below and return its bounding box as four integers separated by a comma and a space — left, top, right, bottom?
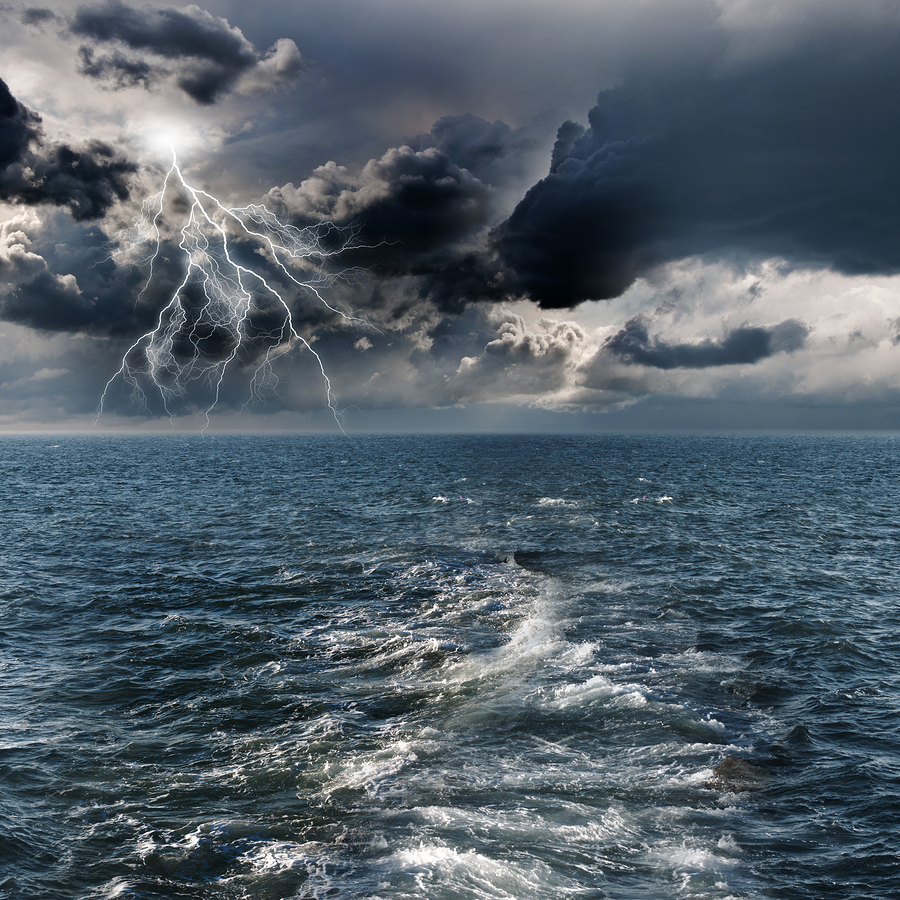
0, 73, 40, 169
0, 211, 52, 281
449, 310, 590, 402
60, 0, 303, 104
0, 207, 152, 333
414, 113, 539, 188
492, 9, 900, 307
0, 211, 90, 328
268, 145, 492, 253
0, 77, 135, 220
263, 137, 505, 315
259, 114, 555, 319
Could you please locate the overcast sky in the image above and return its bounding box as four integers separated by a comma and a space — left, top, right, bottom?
2, 0, 900, 432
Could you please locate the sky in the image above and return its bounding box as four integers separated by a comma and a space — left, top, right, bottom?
2, 0, 900, 432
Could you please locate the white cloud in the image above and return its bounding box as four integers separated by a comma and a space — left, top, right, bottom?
236, 38, 303, 95
0, 210, 47, 281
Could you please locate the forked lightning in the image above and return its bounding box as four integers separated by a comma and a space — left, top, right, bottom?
99, 151, 370, 428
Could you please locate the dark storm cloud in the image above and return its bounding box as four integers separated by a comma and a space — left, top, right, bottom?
1, 267, 94, 330
268, 142, 492, 248
604, 317, 808, 369
0, 212, 154, 334
0, 77, 135, 220
349, 148, 492, 258
414, 113, 538, 187
0, 73, 40, 168
261, 114, 554, 316
492, 17, 900, 307
267, 11, 900, 322
492, 120, 657, 307
65, 0, 302, 104
71, 0, 256, 103
264, 141, 500, 311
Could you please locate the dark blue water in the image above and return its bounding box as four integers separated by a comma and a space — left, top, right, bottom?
1, 434, 898, 899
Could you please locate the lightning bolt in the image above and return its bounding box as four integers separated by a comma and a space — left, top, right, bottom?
98, 150, 372, 430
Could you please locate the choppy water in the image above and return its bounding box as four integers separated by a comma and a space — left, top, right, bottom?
1, 433, 899, 899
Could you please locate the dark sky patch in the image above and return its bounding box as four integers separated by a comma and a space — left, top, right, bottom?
77, 46, 153, 90
0, 267, 95, 330
14, 141, 135, 220
605, 316, 808, 369
350, 147, 493, 258
20, 7, 56, 27
264, 142, 501, 314
261, 114, 553, 317
492, 124, 661, 307
0, 76, 41, 169
0, 216, 152, 334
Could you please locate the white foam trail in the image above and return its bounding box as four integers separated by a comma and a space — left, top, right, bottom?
377, 843, 563, 900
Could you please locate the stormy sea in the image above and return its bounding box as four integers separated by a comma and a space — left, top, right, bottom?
2, 433, 898, 900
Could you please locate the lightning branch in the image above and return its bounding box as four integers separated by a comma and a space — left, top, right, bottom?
98, 150, 373, 430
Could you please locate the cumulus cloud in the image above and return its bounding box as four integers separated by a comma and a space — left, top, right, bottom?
450, 310, 590, 401
0, 217, 90, 330
0, 74, 40, 169
0, 201, 161, 335
57, 0, 303, 104
0, 210, 51, 280
413, 113, 539, 188
0, 77, 135, 220
267, 144, 493, 249
259, 113, 559, 323
264, 135, 509, 315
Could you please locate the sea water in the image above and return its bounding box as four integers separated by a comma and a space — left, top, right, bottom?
1, 433, 898, 899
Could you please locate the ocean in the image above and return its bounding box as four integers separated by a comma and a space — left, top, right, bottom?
1, 433, 898, 899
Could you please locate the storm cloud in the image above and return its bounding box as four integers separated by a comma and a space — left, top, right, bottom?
604, 316, 809, 370
265, 9, 900, 320
268, 145, 492, 258
414, 113, 539, 188
493, 14, 900, 307
0, 206, 155, 334
0, 74, 40, 168
264, 112, 540, 248
262, 117, 525, 315
26, 1, 303, 104
3, 0, 900, 430
0, 77, 135, 220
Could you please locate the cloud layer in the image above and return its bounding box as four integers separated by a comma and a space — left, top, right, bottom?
2, 0, 900, 429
